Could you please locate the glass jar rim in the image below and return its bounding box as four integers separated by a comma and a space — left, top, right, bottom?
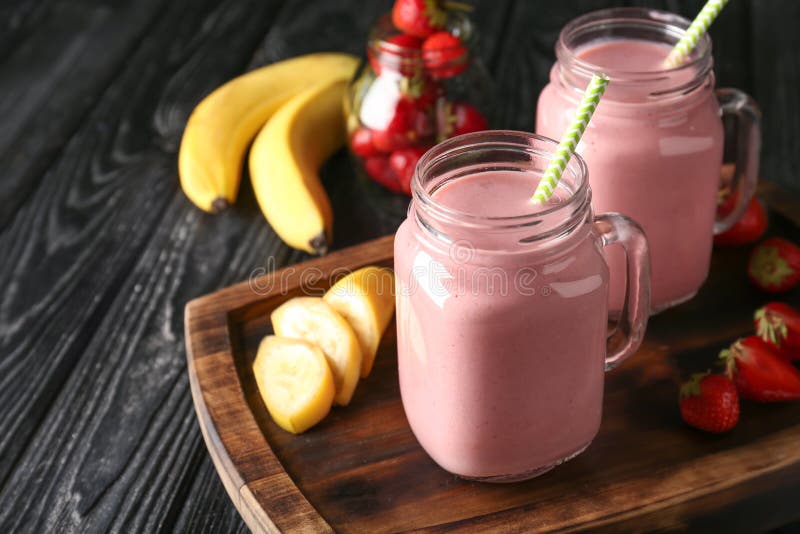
411, 130, 590, 234
556, 7, 713, 85
367, 13, 475, 67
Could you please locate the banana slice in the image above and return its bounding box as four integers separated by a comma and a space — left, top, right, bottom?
271, 297, 363, 406
252, 336, 335, 434
324, 266, 396, 377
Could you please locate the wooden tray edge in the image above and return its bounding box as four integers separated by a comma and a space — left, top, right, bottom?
185, 303, 299, 533
759, 180, 800, 227
185, 235, 395, 533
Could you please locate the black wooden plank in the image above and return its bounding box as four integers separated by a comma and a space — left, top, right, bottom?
0, 0, 171, 231
0, 0, 283, 530
0, 195, 276, 532
172, 456, 251, 533
0, 0, 54, 62
751, 0, 800, 194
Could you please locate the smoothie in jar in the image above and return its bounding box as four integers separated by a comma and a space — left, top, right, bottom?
394, 131, 650, 481
536, 8, 760, 312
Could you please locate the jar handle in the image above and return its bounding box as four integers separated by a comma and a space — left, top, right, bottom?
714, 88, 762, 234
594, 213, 651, 371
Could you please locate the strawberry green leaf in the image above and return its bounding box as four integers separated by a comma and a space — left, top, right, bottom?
750, 245, 796, 287
424, 0, 448, 28
719, 347, 737, 378
755, 307, 789, 347
680, 372, 708, 398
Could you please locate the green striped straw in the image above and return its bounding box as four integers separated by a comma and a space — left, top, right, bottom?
664, 0, 730, 68
532, 73, 609, 204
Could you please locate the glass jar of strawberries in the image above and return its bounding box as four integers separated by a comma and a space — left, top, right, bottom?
347, 0, 494, 198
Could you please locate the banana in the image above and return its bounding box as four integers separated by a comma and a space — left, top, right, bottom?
178, 53, 358, 213
249, 79, 350, 255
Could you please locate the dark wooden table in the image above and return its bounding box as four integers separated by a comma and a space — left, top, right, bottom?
1, 1, 798, 532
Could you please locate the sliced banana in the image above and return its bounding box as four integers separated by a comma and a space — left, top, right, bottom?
252, 336, 335, 434
324, 267, 396, 377
271, 297, 363, 406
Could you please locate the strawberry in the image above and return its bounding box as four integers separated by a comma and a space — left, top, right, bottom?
349, 128, 379, 158
368, 34, 423, 76
415, 79, 442, 109
392, 0, 447, 38
438, 101, 488, 141
422, 31, 468, 79
679, 373, 739, 433
372, 98, 433, 153
389, 146, 429, 195
747, 237, 800, 293
754, 302, 800, 360
720, 336, 800, 402
364, 156, 404, 194
713, 197, 767, 247
384, 34, 423, 49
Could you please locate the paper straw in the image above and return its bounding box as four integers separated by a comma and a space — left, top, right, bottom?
532, 73, 609, 204
664, 0, 730, 67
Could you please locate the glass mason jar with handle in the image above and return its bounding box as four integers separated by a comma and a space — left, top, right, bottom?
394, 131, 651, 481
536, 7, 760, 313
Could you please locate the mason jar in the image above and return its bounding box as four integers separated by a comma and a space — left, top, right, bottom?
536, 7, 760, 312
394, 131, 651, 481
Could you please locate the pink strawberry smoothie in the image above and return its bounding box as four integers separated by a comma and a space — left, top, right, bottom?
537, 38, 724, 311
394, 170, 610, 480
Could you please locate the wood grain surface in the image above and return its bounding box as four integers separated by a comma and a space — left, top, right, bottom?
0, 0, 798, 532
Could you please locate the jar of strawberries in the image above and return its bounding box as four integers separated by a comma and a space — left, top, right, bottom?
347, 0, 494, 199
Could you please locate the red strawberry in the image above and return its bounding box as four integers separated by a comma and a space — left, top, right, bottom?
713, 197, 767, 247
385, 33, 423, 49
392, 0, 447, 38
389, 146, 429, 195
422, 31, 468, 79
439, 101, 488, 141
720, 336, 800, 402
349, 128, 379, 158
372, 100, 415, 153
369, 34, 423, 76
679, 373, 739, 433
747, 237, 800, 293
372, 98, 433, 153
364, 156, 404, 194
754, 302, 800, 360
414, 79, 442, 110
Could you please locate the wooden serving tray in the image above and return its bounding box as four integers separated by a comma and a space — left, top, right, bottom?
186, 181, 800, 533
